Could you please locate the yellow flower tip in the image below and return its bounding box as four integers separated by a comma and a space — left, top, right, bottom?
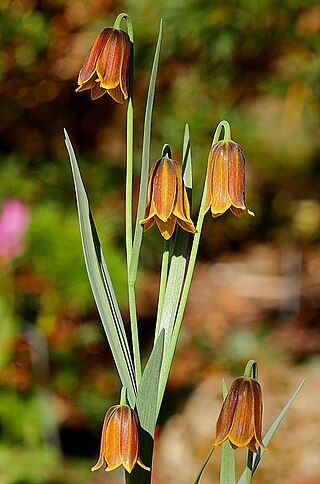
202, 139, 254, 219
140, 156, 196, 239
212, 376, 266, 454
91, 405, 148, 474
76, 27, 131, 103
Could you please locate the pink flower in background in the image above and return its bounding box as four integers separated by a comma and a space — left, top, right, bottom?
0, 198, 30, 260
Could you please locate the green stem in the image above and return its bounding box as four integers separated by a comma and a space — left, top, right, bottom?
193, 447, 215, 484
245, 450, 254, 484
128, 282, 142, 385
213, 120, 231, 144
243, 360, 258, 379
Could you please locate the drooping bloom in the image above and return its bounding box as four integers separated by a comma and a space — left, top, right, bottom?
91, 405, 150, 474
201, 140, 254, 218
76, 28, 131, 103
140, 156, 196, 240
0, 198, 30, 261
212, 377, 267, 453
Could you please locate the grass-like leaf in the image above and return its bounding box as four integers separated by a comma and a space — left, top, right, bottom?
65, 130, 136, 407
136, 329, 165, 435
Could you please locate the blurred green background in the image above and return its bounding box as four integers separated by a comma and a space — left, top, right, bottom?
1, 0, 319, 483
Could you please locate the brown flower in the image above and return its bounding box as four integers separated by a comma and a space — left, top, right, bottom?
201, 140, 254, 218
91, 405, 149, 473
140, 156, 196, 240
212, 377, 267, 453
76, 28, 131, 103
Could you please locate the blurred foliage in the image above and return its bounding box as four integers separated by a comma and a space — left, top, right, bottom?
0, 0, 319, 482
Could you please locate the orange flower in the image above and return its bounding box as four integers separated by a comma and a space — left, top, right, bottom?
91, 405, 149, 473
76, 28, 131, 103
212, 377, 268, 453
140, 156, 196, 240
201, 140, 254, 218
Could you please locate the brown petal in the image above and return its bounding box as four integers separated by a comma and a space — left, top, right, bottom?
107, 86, 125, 103
173, 160, 196, 233
252, 379, 268, 451
78, 28, 113, 85
227, 142, 247, 210
228, 378, 255, 448
152, 158, 177, 221
91, 405, 118, 472
155, 215, 177, 240
97, 29, 124, 90
105, 406, 123, 472
119, 406, 139, 473
209, 143, 231, 216
212, 378, 241, 447
119, 30, 131, 99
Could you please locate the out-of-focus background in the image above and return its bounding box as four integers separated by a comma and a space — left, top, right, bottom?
1, 0, 319, 483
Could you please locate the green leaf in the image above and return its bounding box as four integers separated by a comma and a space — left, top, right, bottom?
238, 379, 305, 483
221, 440, 236, 484
136, 329, 165, 435
64, 130, 137, 407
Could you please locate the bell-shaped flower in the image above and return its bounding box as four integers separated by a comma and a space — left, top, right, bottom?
140, 156, 196, 240
91, 405, 149, 473
201, 140, 254, 218
76, 28, 131, 103
212, 377, 268, 453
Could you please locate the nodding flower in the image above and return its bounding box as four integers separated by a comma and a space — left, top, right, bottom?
91, 405, 150, 474
201, 140, 254, 218
140, 155, 196, 240
76, 28, 131, 103
212, 377, 267, 453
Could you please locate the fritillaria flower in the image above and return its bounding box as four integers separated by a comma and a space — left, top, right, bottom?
212, 377, 267, 453
91, 405, 149, 474
201, 140, 254, 218
76, 28, 131, 103
140, 156, 196, 240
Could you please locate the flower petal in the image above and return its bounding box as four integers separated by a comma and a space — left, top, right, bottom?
78, 28, 113, 85
252, 379, 268, 451
97, 29, 124, 90
107, 86, 125, 103
155, 215, 176, 240
212, 378, 241, 447
228, 378, 255, 448
227, 142, 246, 210
91, 405, 118, 472
152, 158, 177, 221
209, 143, 231, 216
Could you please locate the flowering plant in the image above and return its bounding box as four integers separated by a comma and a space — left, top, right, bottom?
65, 13, 304, 483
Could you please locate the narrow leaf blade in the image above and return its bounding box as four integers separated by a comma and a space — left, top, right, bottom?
65, 130, 136, 407
136, 329, 165, 435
